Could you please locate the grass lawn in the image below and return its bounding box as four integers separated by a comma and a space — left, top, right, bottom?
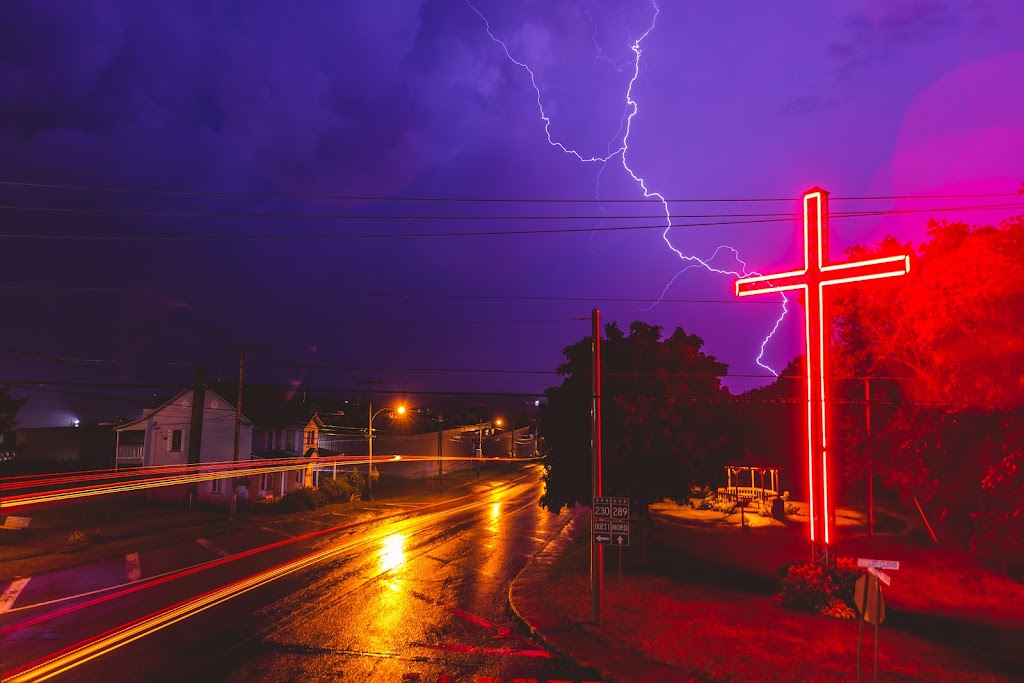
541, 500, 1024, 683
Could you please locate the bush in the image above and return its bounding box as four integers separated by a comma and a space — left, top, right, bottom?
279, 487, 325, 512
779, 557, 860, 619
318, 471, 364, 503
781, 562, 835, 612
67, 527, 101, 546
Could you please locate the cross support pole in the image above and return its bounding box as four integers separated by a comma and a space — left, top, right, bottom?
735, 188, 909, 563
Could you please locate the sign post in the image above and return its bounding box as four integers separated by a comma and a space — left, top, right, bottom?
854, 559, 899, 682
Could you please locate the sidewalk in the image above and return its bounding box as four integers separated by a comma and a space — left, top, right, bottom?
508, 508, 700, 683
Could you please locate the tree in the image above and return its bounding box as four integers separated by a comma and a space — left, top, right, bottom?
539, 321, 733, 553
832, 217, 1024, 409
829, 215, 1024, 574
0, 387, 27, 432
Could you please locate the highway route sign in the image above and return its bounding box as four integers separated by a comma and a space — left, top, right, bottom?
593, 496, 629, 520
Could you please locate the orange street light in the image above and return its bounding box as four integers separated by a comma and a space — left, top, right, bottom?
367, 404, 406, 498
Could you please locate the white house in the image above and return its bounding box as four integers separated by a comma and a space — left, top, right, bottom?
114, 385, 253, 507
248, 412, 323, 501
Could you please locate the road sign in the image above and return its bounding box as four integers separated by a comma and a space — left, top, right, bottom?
854, 575, 886, 625
593, 496, 629, 519
594, 520, 630, 546
867, 567, 891, 586
857, 558, 900, 571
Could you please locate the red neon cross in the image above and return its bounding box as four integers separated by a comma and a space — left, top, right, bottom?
735, 188, 910, 558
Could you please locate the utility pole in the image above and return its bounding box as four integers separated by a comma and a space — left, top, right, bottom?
226, 344, 261, 520
359, 378, 381, 498
591, 308, 603, 626
437, 414, 444, 488
865, 379, 873, 536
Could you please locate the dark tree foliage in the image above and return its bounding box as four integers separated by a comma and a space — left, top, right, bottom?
0, 387, 27, 432
539, 321, 732, 518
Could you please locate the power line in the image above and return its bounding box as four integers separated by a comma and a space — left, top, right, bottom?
1, 203, 1021, 241
2, 178, 1020, 203
0, 286, 791, 304
2, 201, 1020, 222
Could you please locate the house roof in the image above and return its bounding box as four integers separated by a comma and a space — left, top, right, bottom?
115, 385, 252, 431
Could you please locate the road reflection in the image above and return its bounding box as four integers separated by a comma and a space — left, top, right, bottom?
379, 533, 406, 574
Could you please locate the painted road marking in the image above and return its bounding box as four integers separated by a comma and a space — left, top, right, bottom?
195, 538, 229, 558
0, 578, 31, 613
259, 526, 295, 539
125, 553, 142, 582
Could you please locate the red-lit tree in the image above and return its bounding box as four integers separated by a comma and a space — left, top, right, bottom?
830, 215, 1024, 574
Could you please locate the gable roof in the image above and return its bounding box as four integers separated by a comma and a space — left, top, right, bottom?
115, 385, 252, 431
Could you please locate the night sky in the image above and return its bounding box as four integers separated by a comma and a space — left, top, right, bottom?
2, 1, 1022, 427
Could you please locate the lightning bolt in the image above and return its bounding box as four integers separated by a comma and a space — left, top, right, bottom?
467, 0, 787, 376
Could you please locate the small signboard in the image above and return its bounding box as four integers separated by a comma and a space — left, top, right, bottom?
593, 496, 629, 520
854, 575, 886, 625
857, 558, 900, 571
593, 520, 630, 546
867, 567, 891, 586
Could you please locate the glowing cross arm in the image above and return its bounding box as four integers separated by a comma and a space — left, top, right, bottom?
735, 255, 910, 297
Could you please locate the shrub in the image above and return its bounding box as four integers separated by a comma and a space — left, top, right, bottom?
697, 496, 715, 510
829, 556, 861, 609
318, 471, 364, 503
779, 557, 861, 619
67, 527, 101, 546
279, 487, 324, 512
785, 502, 800, 516
781, 562, 835, 613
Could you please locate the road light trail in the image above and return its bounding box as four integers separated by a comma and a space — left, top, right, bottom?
1, 476, 541, 682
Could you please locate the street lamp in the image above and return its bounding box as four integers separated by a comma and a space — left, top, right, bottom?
367, 403, 405, 499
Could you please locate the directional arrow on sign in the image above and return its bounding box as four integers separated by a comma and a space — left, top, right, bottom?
867, 567, 891, 586
615, 536, 625, 545
596, 535, 610, 544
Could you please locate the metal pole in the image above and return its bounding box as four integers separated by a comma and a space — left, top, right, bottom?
437, 415, 444, 487
591, 308, 603, 626
367, 393, 373, 498
873, 577, 881, 683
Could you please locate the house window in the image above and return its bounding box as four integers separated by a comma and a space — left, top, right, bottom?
260, 473, 271, 491
286, 430, 296, 451
170, 430, 183, 452
306, 430, 316, 446
294, 469, 302, 483
211, 478, 223, 494
266, 432, 273, 451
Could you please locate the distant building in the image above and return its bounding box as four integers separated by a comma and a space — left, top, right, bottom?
12, 425, 115, 468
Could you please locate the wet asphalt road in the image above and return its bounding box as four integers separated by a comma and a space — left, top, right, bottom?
2, 467, 603, 683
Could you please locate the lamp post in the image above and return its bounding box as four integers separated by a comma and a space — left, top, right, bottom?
367, 403, 405, 499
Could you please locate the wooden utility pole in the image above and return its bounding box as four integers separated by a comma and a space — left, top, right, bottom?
226, 344, 261, 520
591, 308, 603, 625
865, 379, 873, 536
359, 378, 382, 498
437, 414, 444, 488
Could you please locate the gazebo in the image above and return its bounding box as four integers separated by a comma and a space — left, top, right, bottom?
718, 462, 782, 511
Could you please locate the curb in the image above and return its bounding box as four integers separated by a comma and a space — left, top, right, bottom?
508, 508, 696, 683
